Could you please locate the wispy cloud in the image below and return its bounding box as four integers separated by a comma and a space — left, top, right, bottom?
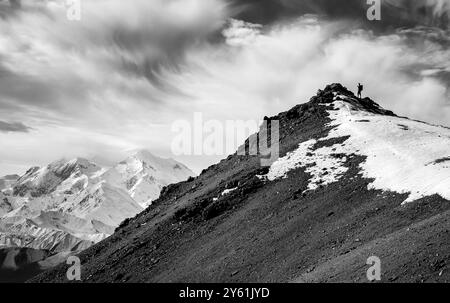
0, 120, 31, 133
0, 0, 231, 174
0, 0, 448, 175
0, 0, 229, 121
168, 17, 449, 123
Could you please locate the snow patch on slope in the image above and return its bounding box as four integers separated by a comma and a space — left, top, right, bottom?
265, 139, 348, 191
264, 93, 450, 203
326, 96, 450, 203
222, 187, 238, 196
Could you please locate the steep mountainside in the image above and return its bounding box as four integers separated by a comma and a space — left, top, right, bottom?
32, 84, 450, 283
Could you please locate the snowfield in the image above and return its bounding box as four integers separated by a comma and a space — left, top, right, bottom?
265, 93, 450, 204
265, 138, 349, 191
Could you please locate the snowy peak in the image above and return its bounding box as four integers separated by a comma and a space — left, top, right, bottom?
12, 158, 102, 197
50, 157, 100, 177
132, 149, 161, 163
129, 149, 191, 173
103, 150, 195, 207
1, 151, 193, 254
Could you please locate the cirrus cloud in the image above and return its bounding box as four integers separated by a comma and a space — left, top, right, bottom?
0, 0, 448, 176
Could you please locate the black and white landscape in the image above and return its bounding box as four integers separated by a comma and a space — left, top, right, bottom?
0, 151, 193, 281
0, 0, 449, 284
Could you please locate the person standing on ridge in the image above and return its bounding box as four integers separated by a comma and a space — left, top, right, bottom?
357, 83, 363, 99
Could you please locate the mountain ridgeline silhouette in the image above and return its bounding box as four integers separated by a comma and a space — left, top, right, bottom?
32, 84, 450, 283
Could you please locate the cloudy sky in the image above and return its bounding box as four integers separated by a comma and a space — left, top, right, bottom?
0, 0, 449, 175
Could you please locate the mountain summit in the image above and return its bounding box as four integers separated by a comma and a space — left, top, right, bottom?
33, 84, 450, 283
102, 150, 194, 208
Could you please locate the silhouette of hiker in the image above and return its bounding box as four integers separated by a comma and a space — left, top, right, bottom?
357, 83, 363, 99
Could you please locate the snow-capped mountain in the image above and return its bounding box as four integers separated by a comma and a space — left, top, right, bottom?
102, 150, 194, 208
0, 151, 194, 255
33, 84, 450, 283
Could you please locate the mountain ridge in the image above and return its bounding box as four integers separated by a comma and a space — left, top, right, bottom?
31, 83, 450, 282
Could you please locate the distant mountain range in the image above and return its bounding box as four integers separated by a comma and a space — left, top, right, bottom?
0, 150, 194, 280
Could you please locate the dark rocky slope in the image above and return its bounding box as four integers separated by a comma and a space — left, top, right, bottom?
0, 247, 51, 282
31, 84, 449, 283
